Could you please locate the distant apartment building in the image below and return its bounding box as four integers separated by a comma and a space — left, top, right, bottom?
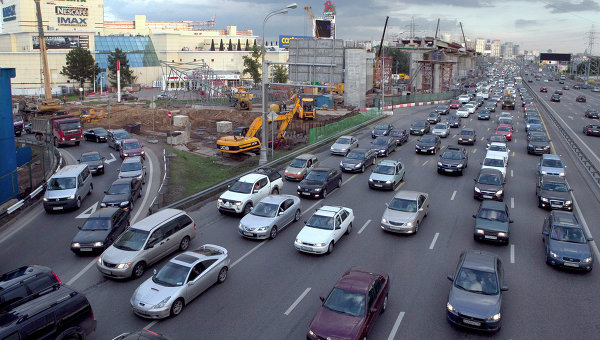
475, 38, 485, 54
491, 39, 501, 57
502, 42, 514, 59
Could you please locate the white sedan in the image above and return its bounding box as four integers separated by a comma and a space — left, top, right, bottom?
294, 206, 354, 254
486, 142, 510, 165
456, 107, 470, 118
481, 155, 507, 177
463, 104, 476, 114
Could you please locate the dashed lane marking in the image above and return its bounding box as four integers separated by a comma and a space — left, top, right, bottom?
429, 233, 440, 250
284, 288, 311, 315
358, 220, 371, 234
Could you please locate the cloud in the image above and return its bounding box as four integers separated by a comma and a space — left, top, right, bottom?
515, 19, 537, 27
544, 0, 600, 13
400, 0, 495, 7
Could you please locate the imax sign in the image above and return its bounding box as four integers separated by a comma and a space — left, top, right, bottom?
58, 16, 86, 26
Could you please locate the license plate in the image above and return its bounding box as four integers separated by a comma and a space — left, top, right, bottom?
80, 248, 92, 252
53, 207, 63, 210
345, 168, 353, 171
483, 195, 492, 199
444, 169, 453, 172
302, 192, 311, 196
463, 319, 481, 326
551, 204, 563, 208
564, 263, 579, 267
484, 235, 498, 240
243, 232, 253, 237
301, 246, 311, 251
374, 184, 382, 187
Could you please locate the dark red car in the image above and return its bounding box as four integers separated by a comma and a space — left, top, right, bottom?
307, 268, 389, 340
576, 95, 587, 103
540, 87, 547, 93
120, 138, 145, 160
449, 100, 462, 109
495, 124, 513, 141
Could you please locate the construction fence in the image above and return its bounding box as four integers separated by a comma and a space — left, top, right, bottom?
373, 91, 458, 108
309, 109, 380, 144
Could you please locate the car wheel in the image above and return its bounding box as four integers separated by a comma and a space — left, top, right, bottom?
132, 262, 146, 279
270, 226, 278, 239
75, 141, 80, 146
217, 267, 228, 283
53, 137, 58, 147
401, 172, 405, 181
381, 294, 388, 313
179, 236, 190, 251
337, 178, 342, 188
414, 221, 420, 233
322, 188, 327, 198
360, 165, 365, 173
243, 203, 253, 215
170, 298, 184, 317
294, 209, 301, 222
138, 187, 142, 198
76, 197, 81, 209
384, 151, 388, 157
327, 241, 334, 254
272, 187, 279, 195
345, 222, 353, 235
88, 183, 93, 195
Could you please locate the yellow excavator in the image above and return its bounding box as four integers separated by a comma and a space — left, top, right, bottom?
289, 93, 316, 120
34, 0, 62, 113
217, 101, 299, 154
232, 86, 253, 110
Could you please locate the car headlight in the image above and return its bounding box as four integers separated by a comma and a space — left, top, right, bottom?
354, 163, 361, 168
153, 296, 171, 309
541, 170, 547, 175
438, 162, 443, 166
123, 153, 129, 157
381, 217, 388, 223
476, 229, 485, 234
474, 187, 481, 193
68, 194, 75, 200
541, 197, 549, 202
330, 146, 334, 150
406, 221, 414, 227
257, 227, 268, 231
528, 144, 533, 148
297, 185, 301, 190
559, 172, 565, 176
550, 251, 559, 259
295, 239, 303, 244
120, 201, 130, 207
141, 150, 145, 155
457, 164, 463, 168
496, 189, 503, 196
583, 257, 592, 263
100, 202, 107, 207
308, 330, 316, 338
315, 243, 326, 247
372, 130, 375, 134
446, 302, 456, 313
43, 197, 48, 201
234, 201, 243, 206
97, 257, 102, 265
385, 180, 392, 184
369, 178, 374, 182
488, 313, 501, 321
544, 145, 550, 149
420, 129, 425, 132
565, 200, 572, 205
217, 198, 223, 203
136, 174, 143, 180
458, 137, 463, 140
340, 161, 344, 167
93, 242, 103, 247
296, 171, 302, 175
116, 263, 131, 269
498, 232, 507, 237
98, 164, 104, 168
72, 242, 80, 248
238, 223, 243, 229
429, 146, 435, 150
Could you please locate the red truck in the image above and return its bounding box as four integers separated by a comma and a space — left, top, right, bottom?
31, 114, 83, 147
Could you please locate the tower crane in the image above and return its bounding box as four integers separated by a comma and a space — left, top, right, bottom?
34, 0, 62, 113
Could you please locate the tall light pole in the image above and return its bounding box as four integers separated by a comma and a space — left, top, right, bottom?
259, 3, 297, 165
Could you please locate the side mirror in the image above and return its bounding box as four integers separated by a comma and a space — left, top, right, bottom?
509, 220, 514, 223
335, 226, 341, 230
542, 231, 549, 236
370, 308, 378, 314
319, 296, 325, 302
145, 243, 154, 249
77, 159, 81, 163
104, 191, 108, 194
501, 286, 509, 291
587, 237, 594, 242
116, 169, 120, 172
143, 166, 147, 170
473, 178, 477, 182
77, 225, 82, 230
188, 280, 195, 286
153, 269, 157, 275
472, 214, 477, 218
569, 188, 573, 191
447, 275, 454, 281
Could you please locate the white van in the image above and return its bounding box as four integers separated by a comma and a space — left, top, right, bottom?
43, 164, 92, 212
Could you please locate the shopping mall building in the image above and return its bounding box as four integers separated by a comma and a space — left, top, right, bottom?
0, 0, 288, 94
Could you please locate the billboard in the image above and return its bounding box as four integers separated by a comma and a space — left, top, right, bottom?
3, 5, 16, 22
539, 53, 571, 62
33, 35, 88, 49
279, 35, 313, 49
315, 19, 332, 38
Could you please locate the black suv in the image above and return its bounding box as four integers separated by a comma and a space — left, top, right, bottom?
474, 168, 505, 201
434, 105, 450, 115
536, 175, 573, 211
0, 266, 61, 312
437, 146, 468, 175
0, 285, 96, 339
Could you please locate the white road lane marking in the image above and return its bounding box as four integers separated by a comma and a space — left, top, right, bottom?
387, 311, 406, 340
104, 153, 117, 164
450, 190, 457, 200
511, 169, 514, 177
131, 152, 155, 224
75, 202, 98, 219
343, 173, 358, 185
284, 288, 311, 315
429, 233, 440, 250
422, 160, 429, 166
510, 244, 515, 264
572, 196, 600, 259
143, 321, 158, 330
511, 197, 514, 209
66, 258, 98, 286
358, 220, 371, 234
231, 241, 267, 268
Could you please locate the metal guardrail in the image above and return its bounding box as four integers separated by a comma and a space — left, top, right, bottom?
524, 80, 600, 189
163, 109, 389, 211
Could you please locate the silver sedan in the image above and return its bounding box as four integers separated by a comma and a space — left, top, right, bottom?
130, 244, 230, 319
238, 195, 301, 239
381, 191, 430, 234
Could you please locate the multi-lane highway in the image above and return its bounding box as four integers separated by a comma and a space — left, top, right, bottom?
2, 75, 600, 339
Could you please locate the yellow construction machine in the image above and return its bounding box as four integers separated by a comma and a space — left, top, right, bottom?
34, 0, 63, 113
289, 93, 316, 120
232, 86, 253, 110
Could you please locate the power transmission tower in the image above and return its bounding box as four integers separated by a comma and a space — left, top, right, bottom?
585, 25, 596, 84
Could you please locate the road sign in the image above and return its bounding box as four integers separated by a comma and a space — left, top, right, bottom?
168, 111, 172, 119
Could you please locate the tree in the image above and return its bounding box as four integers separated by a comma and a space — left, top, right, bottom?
382, 47, 410, 74
273, 65, 288, 83
107, 48, 136, 88
60, 48, 100, 89
242, 46, 262, 84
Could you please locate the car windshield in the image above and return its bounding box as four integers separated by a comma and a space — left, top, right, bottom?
81, 218, 110, 231
251, 202, 278, 218
114, 131, 130, 139
47, 177, 76, 190
428, 113, 438, 118
464, 104, 474, 108
478, 173, 502, 186
529, 126, 544, 132
527, 119, 541, 124
542, 181, 569, 192
123, 141, 141, 150
388, 198, 418, 212
305, 214, 334, 230
374, 125, 388, 130
587, 110, 598, 114
477, 208, 508, 222
488, 145, 507, 152
419, 136, 436, 143
81, 153, 101, 162
107, 183, 130, 195
373, 164, 395, 175
434, 124, 446, 129
346, 151, 365, 160
113, 228, 149, 251
437, 106, 447, 110
58, 121, 81, 130
460, 130, 474, 136
305, 171, 327, 182
497, 127, 510, 132
121, 162, 142, 172
335, 137, 351, 145
412, 121, 426, 127
442, 151, 462, 160
550, 226, 587, 243
323, 287, 366, 317
455, 268, 499, 295
373, 138, 388, 146
483, 158, 504, 167
152, 262, 189, 287
93, 128, 108, 136
289, 158, 307, 168
390, 131, 403, 136
542, 159, 563, 168
229, 181, 253, 194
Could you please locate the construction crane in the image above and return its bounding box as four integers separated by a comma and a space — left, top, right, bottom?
374, 16, 390, 90
304, 6, 315, 37
34, 0, 62, 113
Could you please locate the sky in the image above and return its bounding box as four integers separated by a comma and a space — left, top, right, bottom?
103, 0, 598, 54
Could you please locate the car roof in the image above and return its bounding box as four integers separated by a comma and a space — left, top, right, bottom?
89, 207, 120, 219
238, 173, 266, 182
52, 164, 88, 178
0, 265, 52, 288
550, 210, 579, 226
130, 208, 185, 231
393, 190, 425, 200
314, 206, 345, 217
122, 138, 139, 144
111, 178, 134, 186
295, 153, 316, 160
81, 151, 100, 156
335, 268, 382, 294
461, 250, 498, 273
541, 154, 561, 160
378, 160, 399, 166
259, 194, 296, 204
122, 156, 143, 164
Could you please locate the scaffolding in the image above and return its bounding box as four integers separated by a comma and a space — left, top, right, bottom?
417, 60, 456, 93
159, 60, 232, 104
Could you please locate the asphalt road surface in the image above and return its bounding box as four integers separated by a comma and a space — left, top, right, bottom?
2, 81, 600, 339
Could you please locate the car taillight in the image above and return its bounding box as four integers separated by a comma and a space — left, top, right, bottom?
589, 130, 592, 133
51, 272, 62, 285
194, 223, 197, 230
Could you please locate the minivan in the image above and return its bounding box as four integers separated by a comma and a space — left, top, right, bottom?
97, 209, 197, 279
0, 265, 61, 312
43, 164, 92, 212
0, 285, 96, 339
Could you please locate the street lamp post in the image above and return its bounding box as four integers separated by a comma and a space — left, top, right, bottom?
259, 3, 297, 165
